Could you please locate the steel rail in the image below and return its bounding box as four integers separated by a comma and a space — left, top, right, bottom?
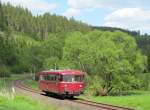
71, 99, 134, 110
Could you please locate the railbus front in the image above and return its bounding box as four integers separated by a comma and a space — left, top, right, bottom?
38, 70, 85, 99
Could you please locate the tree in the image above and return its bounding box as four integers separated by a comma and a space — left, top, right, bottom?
1, 3, 91, 40
43, 57, 59, 70
135, 35, 150, 71
0, 1, 6, 31
63, 30, 147, 95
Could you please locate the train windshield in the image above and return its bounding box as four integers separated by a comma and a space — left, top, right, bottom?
62, 75, 84, 82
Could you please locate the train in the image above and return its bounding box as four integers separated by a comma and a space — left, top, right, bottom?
38, 69, 85, 99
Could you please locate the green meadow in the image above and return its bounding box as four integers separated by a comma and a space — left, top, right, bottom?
0, 95, 56, 110
80, 91, 150, 110
0, 76, 56, 110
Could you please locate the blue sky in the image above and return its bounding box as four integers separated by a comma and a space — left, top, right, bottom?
1, 0, 150, 34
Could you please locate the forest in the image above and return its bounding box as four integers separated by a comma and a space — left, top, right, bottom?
0, 2, 150, 96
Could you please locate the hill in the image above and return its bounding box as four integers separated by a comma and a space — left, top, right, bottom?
0, 2, 150, 75
0, 3, 92, 40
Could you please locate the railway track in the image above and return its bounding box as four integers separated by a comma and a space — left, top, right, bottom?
14, 78, 135, 110
71, 99, 134, 110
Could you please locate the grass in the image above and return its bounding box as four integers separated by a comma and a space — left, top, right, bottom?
0, 74, 56, 110
24, 78, 39, 90
0, 74, 28, 91
79, 91, 150, 110
0, 78, 11, 90
0, 95, 56, 110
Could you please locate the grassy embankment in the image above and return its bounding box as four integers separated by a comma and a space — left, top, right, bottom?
80, 91, 150, 110
0, 75, 56, 110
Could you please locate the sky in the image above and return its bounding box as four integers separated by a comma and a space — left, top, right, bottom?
1, 0, 150, 34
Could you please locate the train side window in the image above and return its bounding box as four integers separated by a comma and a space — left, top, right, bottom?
49, 75, 52, 81
58, 75, 63, 81
55, 75, 59, 81
44, 75, 47, 81
51, 75, 54, 81
53, 75, 56, 81
43, 75, 49, 81
75, 75, 81, 82
46, 74, 57, 81
39, 75, 45, 81
46, 75, 50, 81
51, 75, 56, 81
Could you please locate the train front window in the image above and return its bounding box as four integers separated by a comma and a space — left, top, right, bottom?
62, 75, 84, 82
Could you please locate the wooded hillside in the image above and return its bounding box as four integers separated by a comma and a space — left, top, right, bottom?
1, 3, 91, 40
0, 2, 150, 95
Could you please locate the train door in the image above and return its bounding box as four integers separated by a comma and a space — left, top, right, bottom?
39, 74, 47, 91
47, 74, 58, 93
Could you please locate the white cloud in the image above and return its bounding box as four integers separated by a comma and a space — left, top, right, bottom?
64, 0, 150, 33
67, 0, 101, 9
67, 0, 150, 10
63, 0, 101, 18
1, 0, 58, 14
64, 0, 150, 18
104, 8, 150, 33
63, 8, 81, 18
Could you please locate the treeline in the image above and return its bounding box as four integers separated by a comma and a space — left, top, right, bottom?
92, 26, 140, 36
1, 3, 91, 40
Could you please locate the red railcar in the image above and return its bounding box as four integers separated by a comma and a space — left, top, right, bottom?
38, 70, 85, 99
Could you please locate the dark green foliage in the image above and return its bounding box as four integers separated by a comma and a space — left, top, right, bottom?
92, 26, 140, 37
0, 65, 10, 77
0, 1, 6, 31
137, 73, 150, 90
0, 32, 18, 68
1, 3, 91, 40
135, 36, 150, 71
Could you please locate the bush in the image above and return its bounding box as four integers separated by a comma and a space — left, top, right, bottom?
84, 75, 103, 96
138, 73, 150, 90
0, 66, 10, 77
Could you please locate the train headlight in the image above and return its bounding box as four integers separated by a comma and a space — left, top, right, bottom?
79, 85, 82, 87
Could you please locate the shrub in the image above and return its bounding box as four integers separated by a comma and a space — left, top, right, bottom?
84, 75, 103, 96
138, 73, 150, 90
0, 66, 10, 77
